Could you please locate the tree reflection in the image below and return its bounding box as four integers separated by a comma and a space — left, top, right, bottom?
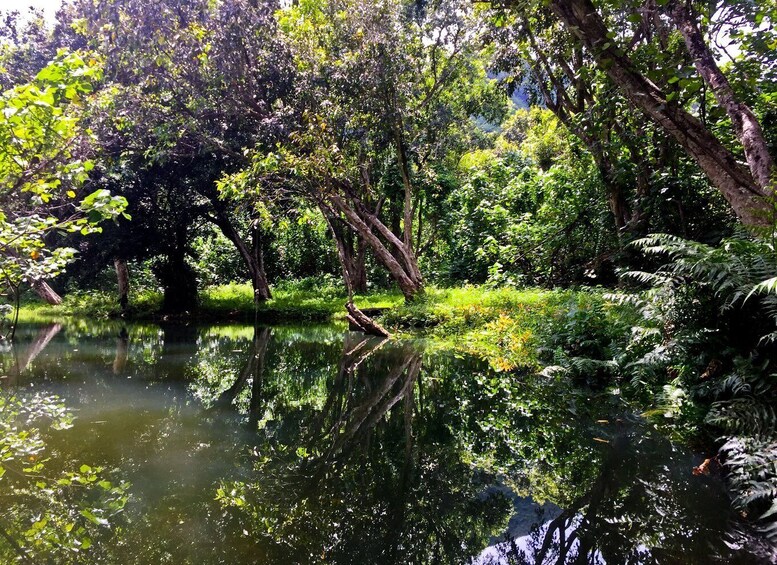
112, 327, 129, 374
210, 335, 512, 563
1, 322, 770, 563
213, 326, 272, 413
185, 330, 766, 563
0, 323, 62, 386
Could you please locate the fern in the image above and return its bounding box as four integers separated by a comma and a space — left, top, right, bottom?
707, 398, 777, 437
720, 435, 777, 542
625, 232, 777, 540
629, 233, 777, 326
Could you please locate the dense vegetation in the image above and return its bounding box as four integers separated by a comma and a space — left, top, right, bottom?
0, 0, 776, 558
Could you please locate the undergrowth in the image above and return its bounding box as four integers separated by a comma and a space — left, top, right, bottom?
381, 286, 620, 372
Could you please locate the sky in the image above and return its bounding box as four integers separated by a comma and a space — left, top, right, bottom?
3, 0, 63, 21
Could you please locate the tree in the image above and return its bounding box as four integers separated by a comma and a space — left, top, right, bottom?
512, 0, 777, 228
233, 0, 502, 303
0, 51, 127, 338
71, 0, 295, 304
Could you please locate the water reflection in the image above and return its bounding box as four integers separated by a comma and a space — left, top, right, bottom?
0, 323, 62, 385
112, 327, 129, 374
0, 322, 772, 563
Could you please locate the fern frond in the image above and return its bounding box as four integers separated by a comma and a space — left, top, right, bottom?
746, 276, 777, 303
707, 399, 777, 437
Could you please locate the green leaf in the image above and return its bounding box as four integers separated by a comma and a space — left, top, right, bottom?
79, 509, 108, 526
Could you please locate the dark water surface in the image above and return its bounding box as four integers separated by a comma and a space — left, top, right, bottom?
0, 321, 770, 563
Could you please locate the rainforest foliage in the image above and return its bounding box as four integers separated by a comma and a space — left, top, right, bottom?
0, 0, 776, 555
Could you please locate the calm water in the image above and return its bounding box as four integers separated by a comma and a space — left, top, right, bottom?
0, 321, 771, 563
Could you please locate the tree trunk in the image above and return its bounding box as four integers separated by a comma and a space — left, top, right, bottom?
250, 223, 272, 302
114, 257, 129, 312
669, 1, 776, 197
327, 194, 423, 301
345, 301, 390, 338
587, 143, 631, 233
322, 210, 390, 337
158, 225, 198, 314
31, 280, 62, 305
394, 126, 416, 250
548, 0, 774, 228
334, 227, 368, 295
210, 210, 271, 303
352, 236, 368, 294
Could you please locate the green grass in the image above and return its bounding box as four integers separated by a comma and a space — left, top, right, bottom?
13, 289, 162, 323
380, 286, 572, 371
200, 282, 403, 322
11, 283, 592, 373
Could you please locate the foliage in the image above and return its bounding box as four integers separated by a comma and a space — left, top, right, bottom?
444, 114, 618, 286
535, 290, 634, 385
0, 392, 129, 562
606, 233, 777, 534
0, 51, 127, 336
267, 206, 340, 282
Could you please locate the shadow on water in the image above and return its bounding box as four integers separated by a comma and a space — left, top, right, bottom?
0, 321, 773, 563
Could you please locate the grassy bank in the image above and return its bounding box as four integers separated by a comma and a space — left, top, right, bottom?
14, 283, 622, 373
382, 286, 624, 372
13, 282, 403, 324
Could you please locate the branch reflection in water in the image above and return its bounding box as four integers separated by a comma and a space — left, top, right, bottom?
0, 321, 771, 563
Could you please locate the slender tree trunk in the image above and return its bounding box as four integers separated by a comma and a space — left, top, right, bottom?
114, 257, 129, 312
548, 0, 774, 227
325, 212, 356, 300
250, 223, 272, 302
395, 127, 416, 250
339, 231, 368, 294
588, 145, 631, 233
349, 196, 423, 288
31, 279, 62, 305
415, 192, 423, 252
211, 211, 271, 303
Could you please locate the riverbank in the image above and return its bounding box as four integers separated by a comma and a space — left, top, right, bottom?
13, 283, 626, 373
